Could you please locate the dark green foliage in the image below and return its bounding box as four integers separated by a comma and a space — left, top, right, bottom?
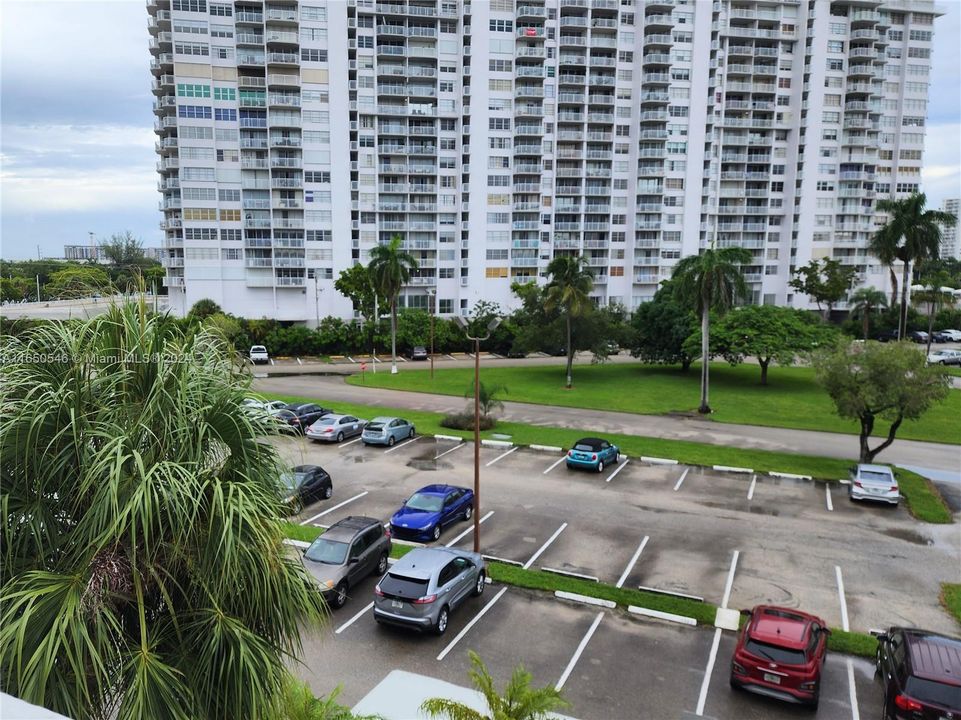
189, 298, 223, 320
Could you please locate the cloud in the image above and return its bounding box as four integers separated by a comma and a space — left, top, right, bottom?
922, 123, 961, 209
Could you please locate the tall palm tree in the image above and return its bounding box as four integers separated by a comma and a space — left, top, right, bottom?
671, 245, 752, 414
367, 235, 418, 374
545, 254, 594, 389
0, 303, 325, 720
421, 651, 569, 720
848, 287, 888, 340
871, 193, 956, 340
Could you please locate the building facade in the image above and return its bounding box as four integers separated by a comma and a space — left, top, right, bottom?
63, 245, 163, 262
940, 197, 959, 260
149, 0, 941, 322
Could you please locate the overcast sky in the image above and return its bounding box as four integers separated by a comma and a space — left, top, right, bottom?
1, 0, 958, 260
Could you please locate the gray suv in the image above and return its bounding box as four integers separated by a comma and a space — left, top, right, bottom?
373, 547, 487, 635
301, 516, 391, 609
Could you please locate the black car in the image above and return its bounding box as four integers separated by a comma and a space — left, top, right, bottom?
280, 465, 332, 511
281, 403, 333, 433
875, 627, 961, 718
907, 330, 930, 344
409, 346, 428, 361
875, 330, 900, 343
932, 330, 953, 343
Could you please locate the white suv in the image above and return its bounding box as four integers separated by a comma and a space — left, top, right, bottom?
249, 345, 270, 365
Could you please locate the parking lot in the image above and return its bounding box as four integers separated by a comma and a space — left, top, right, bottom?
277, 433, 959, 718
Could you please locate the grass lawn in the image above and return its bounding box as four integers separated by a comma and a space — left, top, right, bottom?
345, 362, 960, 445
942, 583, 961, 628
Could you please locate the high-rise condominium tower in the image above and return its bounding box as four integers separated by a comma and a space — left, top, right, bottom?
941, 198, 959, 260
149, 0, 941, 322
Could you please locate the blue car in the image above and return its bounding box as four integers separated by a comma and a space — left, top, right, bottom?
389, 484, 474, 542
566, 437, 620, 473
362, 416, 416, 447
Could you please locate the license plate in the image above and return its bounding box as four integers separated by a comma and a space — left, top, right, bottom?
762, 673, 781, 685
391, 600, 404, 609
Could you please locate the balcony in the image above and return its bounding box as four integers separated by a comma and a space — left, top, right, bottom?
266, 30, 298, 43
266, 52, 299, 65
275, 276, 307, 287
271, 177, 303, 188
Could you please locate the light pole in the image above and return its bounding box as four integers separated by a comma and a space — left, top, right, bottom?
426, 288, 436, 380
454, 315, 502, 553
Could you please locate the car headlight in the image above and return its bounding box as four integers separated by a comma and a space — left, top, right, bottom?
323, 580, 335, 589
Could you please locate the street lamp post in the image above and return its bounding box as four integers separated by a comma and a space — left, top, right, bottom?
426, 288, 436, 380
454, 316, 501, 553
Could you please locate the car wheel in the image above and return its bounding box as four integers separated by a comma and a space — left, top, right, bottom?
376, 553, 388, 575
472, 571, 486, 597
614, 452, 620, 464
409, 427, 415, 439
597, 460, 605, 473
807, 686, 819, 711
337, 432, 344, 443
331, 581, 348, 609
434, 606, 449, 636
882, 694, 892, 719
387, 435, 395, 447
323, 485, 332, 500
463, 504, 473, 521
729, 673, 741, 691
431, 525, 441, 541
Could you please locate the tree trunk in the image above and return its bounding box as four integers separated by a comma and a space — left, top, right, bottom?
888, 267, 899, 308
858, 411, 875, 463
681, 358, 692, 372
862, 413, 904, 464
862, 308, 870, 341
390, 299, 398, 374
698, 309, 710, 414
759, 358, 769, 386
898, 262, 910, 340
926, 300, 935, 356
565, 313, 573, 389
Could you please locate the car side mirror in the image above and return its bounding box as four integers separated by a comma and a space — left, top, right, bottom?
348, 557, 359, 565
870, 630, 888, 643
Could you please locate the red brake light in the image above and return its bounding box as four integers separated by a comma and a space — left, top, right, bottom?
324, 427, 333, 433
374, 585, 384, 597
568, 450, 573, 457
853, 481, 863, 488
891, 485, 899, 492
894, 694, 923, 712
591, 454, 597, 460
413, 594, 437, 605
384, 526, 391, 538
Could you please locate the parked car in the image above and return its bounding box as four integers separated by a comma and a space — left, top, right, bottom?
566, 437, 620, 473
362, 416, 415, 446
849, 463, 900, 506
389, 484, 474, 542
280, 464, 332, 511
907, 330, 930, 344
249, 345, 270, 364
306, 414, 367, 443
242, 398, 289, 416
875, 627, 961, 719
927, 349, 961, 366
281, 403, 333, 433
934, 328, 961, 342
301, 516, 391, 609
409, 346, 429, 361
373, 547, 487, 635
875, 330, 901, 343
730, 605, 830, 709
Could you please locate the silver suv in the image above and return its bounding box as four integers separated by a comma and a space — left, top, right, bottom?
301, 516, 391, 609
373, 547, 487, 635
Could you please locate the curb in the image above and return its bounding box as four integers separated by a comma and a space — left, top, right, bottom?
637, 585, 704, 602
483, 554, 524, 567
713, 464, 754, 474
769, 471, 813, 481
641, 455, 679, 465
554, 591, 616, 609
392, 538, 426, 548
283, 539, 310, 549
481, 439, 513, 448
627, 605, 698, 627
434, 433, 464, 442
542, 567, 599, 583
530, 444, 563, 453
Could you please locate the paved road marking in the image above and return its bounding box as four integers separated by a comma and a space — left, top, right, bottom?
486, 446, 519, 467
523, 522, 568, 570
300, 491, 369, 525
436, 587, 508, 661
615, 536, 649, 589
747, 474, 757, 500
384, 435, 423, 454
445, 510, 494, 547
722, 550, 740, 609
543, 456, 567, 474
673, 467, 690, 492
846, 658, 861, 720
604, 458, 631, 483
555, 612, 605, 691
339, 436, 363, 448
836, 565, 849, 632
334, 601, 374, 635
826, 484, 834, 512
695, 628, 723, 716
434, 442, 465, 460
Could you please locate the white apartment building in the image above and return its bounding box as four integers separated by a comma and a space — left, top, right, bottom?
941, 197, 959, 259
149, 0, 942, 322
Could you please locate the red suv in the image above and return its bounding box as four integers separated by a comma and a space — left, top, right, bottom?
730, 605, 829, 709
876, 627, 961, 719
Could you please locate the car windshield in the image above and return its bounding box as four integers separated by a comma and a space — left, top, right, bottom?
251, 346, 266, 352
744, 639, 807, 665
405, 493, 444, 512
905, 677, 961, 708
860, 470, 892, 483
275, 410, 295, 420
304, 538, 348, 565
380, 573, 430, 597
279, 472, 305, 490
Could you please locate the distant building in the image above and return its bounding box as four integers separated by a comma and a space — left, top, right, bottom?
63, 245, 163, 263
941, 198, 959, 260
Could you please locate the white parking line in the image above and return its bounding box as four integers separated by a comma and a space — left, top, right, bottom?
837, 563, 861, 720
436, 587, 508, 661
695, 628, 723, 716
722, 550, 740, 609
847, 659, 861, 720
299, 491, 369, 525
604, 458, 631, 483
434, 442, 465, 460
384, 435, 423, 454
826, 484, 834, 512
543, 456, 567, 475
338, 436, 364, 448
747, 474, 757, 500
555, 611, 604, 691
486, 446, 519, 467
334, 601, 374, 635
522, 522, 568, 570
673, 467, 690, 492
836, 565, 849, 631
615, 536, 649, 589
445, 510, 494, 547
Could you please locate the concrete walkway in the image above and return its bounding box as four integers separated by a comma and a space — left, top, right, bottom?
255, 373, 961, 477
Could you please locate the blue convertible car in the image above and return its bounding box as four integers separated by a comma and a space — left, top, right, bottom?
389, 484, 474, 542
566, 437, 620, 473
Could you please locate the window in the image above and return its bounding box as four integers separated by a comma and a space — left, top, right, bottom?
218, 189, 240, 202
210, 24, 232, 37
178, 104, 212, 119
826, 59, 844, 71
220, 230, 242, 242
183, 228, 218, 241
909, 29, 933, 42
301, 27, 327, 42
485, 267, 508, 278
301, 49, 328, 62
172, 0, 205, 11
908, 47, 930, 59
215, 148, 238, 161
489, 19, 513, 32
214, 108, 237, 121
181, 167, 216, 181
489, 59, 512, 72
671, 68, 690, 81
174, 19, 208, 33
183, 208, 217, 221
209, 3, 230, 15
300, 5, 327, 21
177, 83, 210, 98
486, 249, 509, 260
489, 118, 511, 131
213, 46, 233, 59
219, 209, 240, 221
183, 187, 216, 200
827, 40, 844, 53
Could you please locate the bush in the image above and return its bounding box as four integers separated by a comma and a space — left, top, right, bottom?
440, 412, 496, 431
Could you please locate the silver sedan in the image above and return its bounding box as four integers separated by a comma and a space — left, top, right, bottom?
362, 416, 415, 447
305, 414, 367, 443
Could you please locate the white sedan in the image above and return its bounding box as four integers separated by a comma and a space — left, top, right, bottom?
927, 349, 961, 366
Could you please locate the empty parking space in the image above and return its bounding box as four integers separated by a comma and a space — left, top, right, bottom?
449, 508, 569, 567
531, 521, 650, 585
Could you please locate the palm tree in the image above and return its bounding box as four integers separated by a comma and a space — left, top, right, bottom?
671, 245, 752, 414
0, 302, 325, 720
421, 651, 569, 720
367, 235, 419, 374
848, 287, 888, 340
544, 254, 594, 389
871, 193, 957, 340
